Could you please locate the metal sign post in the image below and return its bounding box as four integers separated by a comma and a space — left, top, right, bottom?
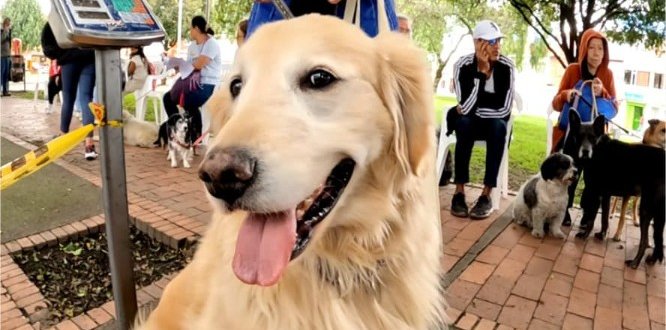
95, 49, 137, 329
48, 1, 165, 328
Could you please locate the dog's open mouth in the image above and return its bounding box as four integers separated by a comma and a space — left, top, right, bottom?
232, 158, 355, 286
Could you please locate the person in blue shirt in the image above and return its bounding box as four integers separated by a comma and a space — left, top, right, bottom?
246, 0, 398, 39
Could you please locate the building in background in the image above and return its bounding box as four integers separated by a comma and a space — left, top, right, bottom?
611, 44, 666, 132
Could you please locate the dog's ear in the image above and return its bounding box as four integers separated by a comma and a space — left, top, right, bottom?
203, 88, 232, 136
593, 115, 606, 137
167, 113, 179, 126
568, 109, 581, 133
375, 32, 434, 176
540, 154, 559, 181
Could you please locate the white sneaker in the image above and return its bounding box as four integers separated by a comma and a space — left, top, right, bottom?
84, 145, 98, 161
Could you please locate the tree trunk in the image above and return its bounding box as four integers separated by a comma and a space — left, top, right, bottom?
433, 61, 445, 89
433, 33, 467, 89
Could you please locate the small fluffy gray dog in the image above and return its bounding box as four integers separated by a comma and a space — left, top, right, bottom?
513, 153, 577, 238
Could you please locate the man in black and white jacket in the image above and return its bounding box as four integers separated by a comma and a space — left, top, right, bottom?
450, 20, 515, 220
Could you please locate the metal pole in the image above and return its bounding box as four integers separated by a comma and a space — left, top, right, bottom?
205, 0, 212, 23
177, 0, 183, 56
95, 49, 137, 330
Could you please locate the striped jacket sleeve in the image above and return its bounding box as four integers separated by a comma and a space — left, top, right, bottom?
453, 54, 481, 115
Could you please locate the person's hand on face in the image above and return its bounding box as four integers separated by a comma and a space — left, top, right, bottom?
476, 41, 491, 76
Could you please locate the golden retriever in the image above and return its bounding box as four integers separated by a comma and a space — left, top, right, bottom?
137, 14, 444, 330
122, 110, 158, 148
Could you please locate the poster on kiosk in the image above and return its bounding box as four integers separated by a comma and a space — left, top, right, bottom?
48, 1, 165, 328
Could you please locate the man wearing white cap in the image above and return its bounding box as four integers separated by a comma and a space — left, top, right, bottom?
449, 20, 515, 220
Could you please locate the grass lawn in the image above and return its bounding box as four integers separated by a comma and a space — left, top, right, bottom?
434, 95, 457, 125
17, 91, 161, 123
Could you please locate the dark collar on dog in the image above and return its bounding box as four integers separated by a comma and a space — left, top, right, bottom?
170, 133, 192, 149
175, 140, 192, 149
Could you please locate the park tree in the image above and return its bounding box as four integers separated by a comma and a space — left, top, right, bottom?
212, 0, 252, 39
508, 0, 666, 68
529, 37, 549, 70
0, 0, 45, 52
148, 0, 205, 45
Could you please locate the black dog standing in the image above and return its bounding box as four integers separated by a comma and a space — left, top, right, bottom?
567, 112, 665, 268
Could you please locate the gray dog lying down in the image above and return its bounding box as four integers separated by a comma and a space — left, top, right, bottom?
513, 153, 577, 238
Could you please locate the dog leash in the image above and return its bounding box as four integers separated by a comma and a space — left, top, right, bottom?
574, 89, 643, 140
607, 120, 643, 140
273, 0, 295, 19
574, 80, 643, 140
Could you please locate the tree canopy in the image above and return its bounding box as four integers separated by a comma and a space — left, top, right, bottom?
148, 0, 205, 45
509, 0, 666, 67
212, 0, 252, 40
0, 0, 45, 52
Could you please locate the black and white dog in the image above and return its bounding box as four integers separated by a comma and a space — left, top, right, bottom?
154, 113, 194, 168
513, 153, 577, 239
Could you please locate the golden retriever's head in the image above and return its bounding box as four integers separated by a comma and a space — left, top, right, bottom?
199, 14, 434, 286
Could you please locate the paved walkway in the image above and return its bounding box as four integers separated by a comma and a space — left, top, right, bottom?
0, 95, 664, 330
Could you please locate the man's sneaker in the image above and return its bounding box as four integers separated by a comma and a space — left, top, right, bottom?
470, 195, 493, 220
84, 145, 98, 161
450, 193, 469, 218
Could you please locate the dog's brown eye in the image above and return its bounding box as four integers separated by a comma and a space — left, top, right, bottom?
304, 69, 336, 90
230, 78, 243, 97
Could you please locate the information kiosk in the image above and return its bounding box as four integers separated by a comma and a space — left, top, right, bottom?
49, 1, 165, 328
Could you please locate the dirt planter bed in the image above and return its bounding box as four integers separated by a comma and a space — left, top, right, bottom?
10, 225, 194, 327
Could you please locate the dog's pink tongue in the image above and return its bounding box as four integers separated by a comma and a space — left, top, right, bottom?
233, 210, 296, 286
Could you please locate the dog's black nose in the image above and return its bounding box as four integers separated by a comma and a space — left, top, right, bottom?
198, 147, 257, 205
581, 149, 590, 158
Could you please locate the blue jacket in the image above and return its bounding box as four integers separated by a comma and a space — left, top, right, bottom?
246, 0, 398, 38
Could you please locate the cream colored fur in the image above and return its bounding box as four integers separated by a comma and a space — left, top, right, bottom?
137, 15, 444, 330
122, 110, 158, 148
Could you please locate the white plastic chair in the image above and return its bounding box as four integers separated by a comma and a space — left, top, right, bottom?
133, 75, 165, 125
546, 105, 559, 154
435, 110, 516, 211
200, 63, 233, 146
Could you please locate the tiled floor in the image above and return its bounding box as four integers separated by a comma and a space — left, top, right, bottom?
444, 206, 665, 330
1, 96, 664, 330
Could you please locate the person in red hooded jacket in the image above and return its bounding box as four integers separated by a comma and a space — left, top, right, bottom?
551, 29, 617, 151
550, 28, 617, 226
